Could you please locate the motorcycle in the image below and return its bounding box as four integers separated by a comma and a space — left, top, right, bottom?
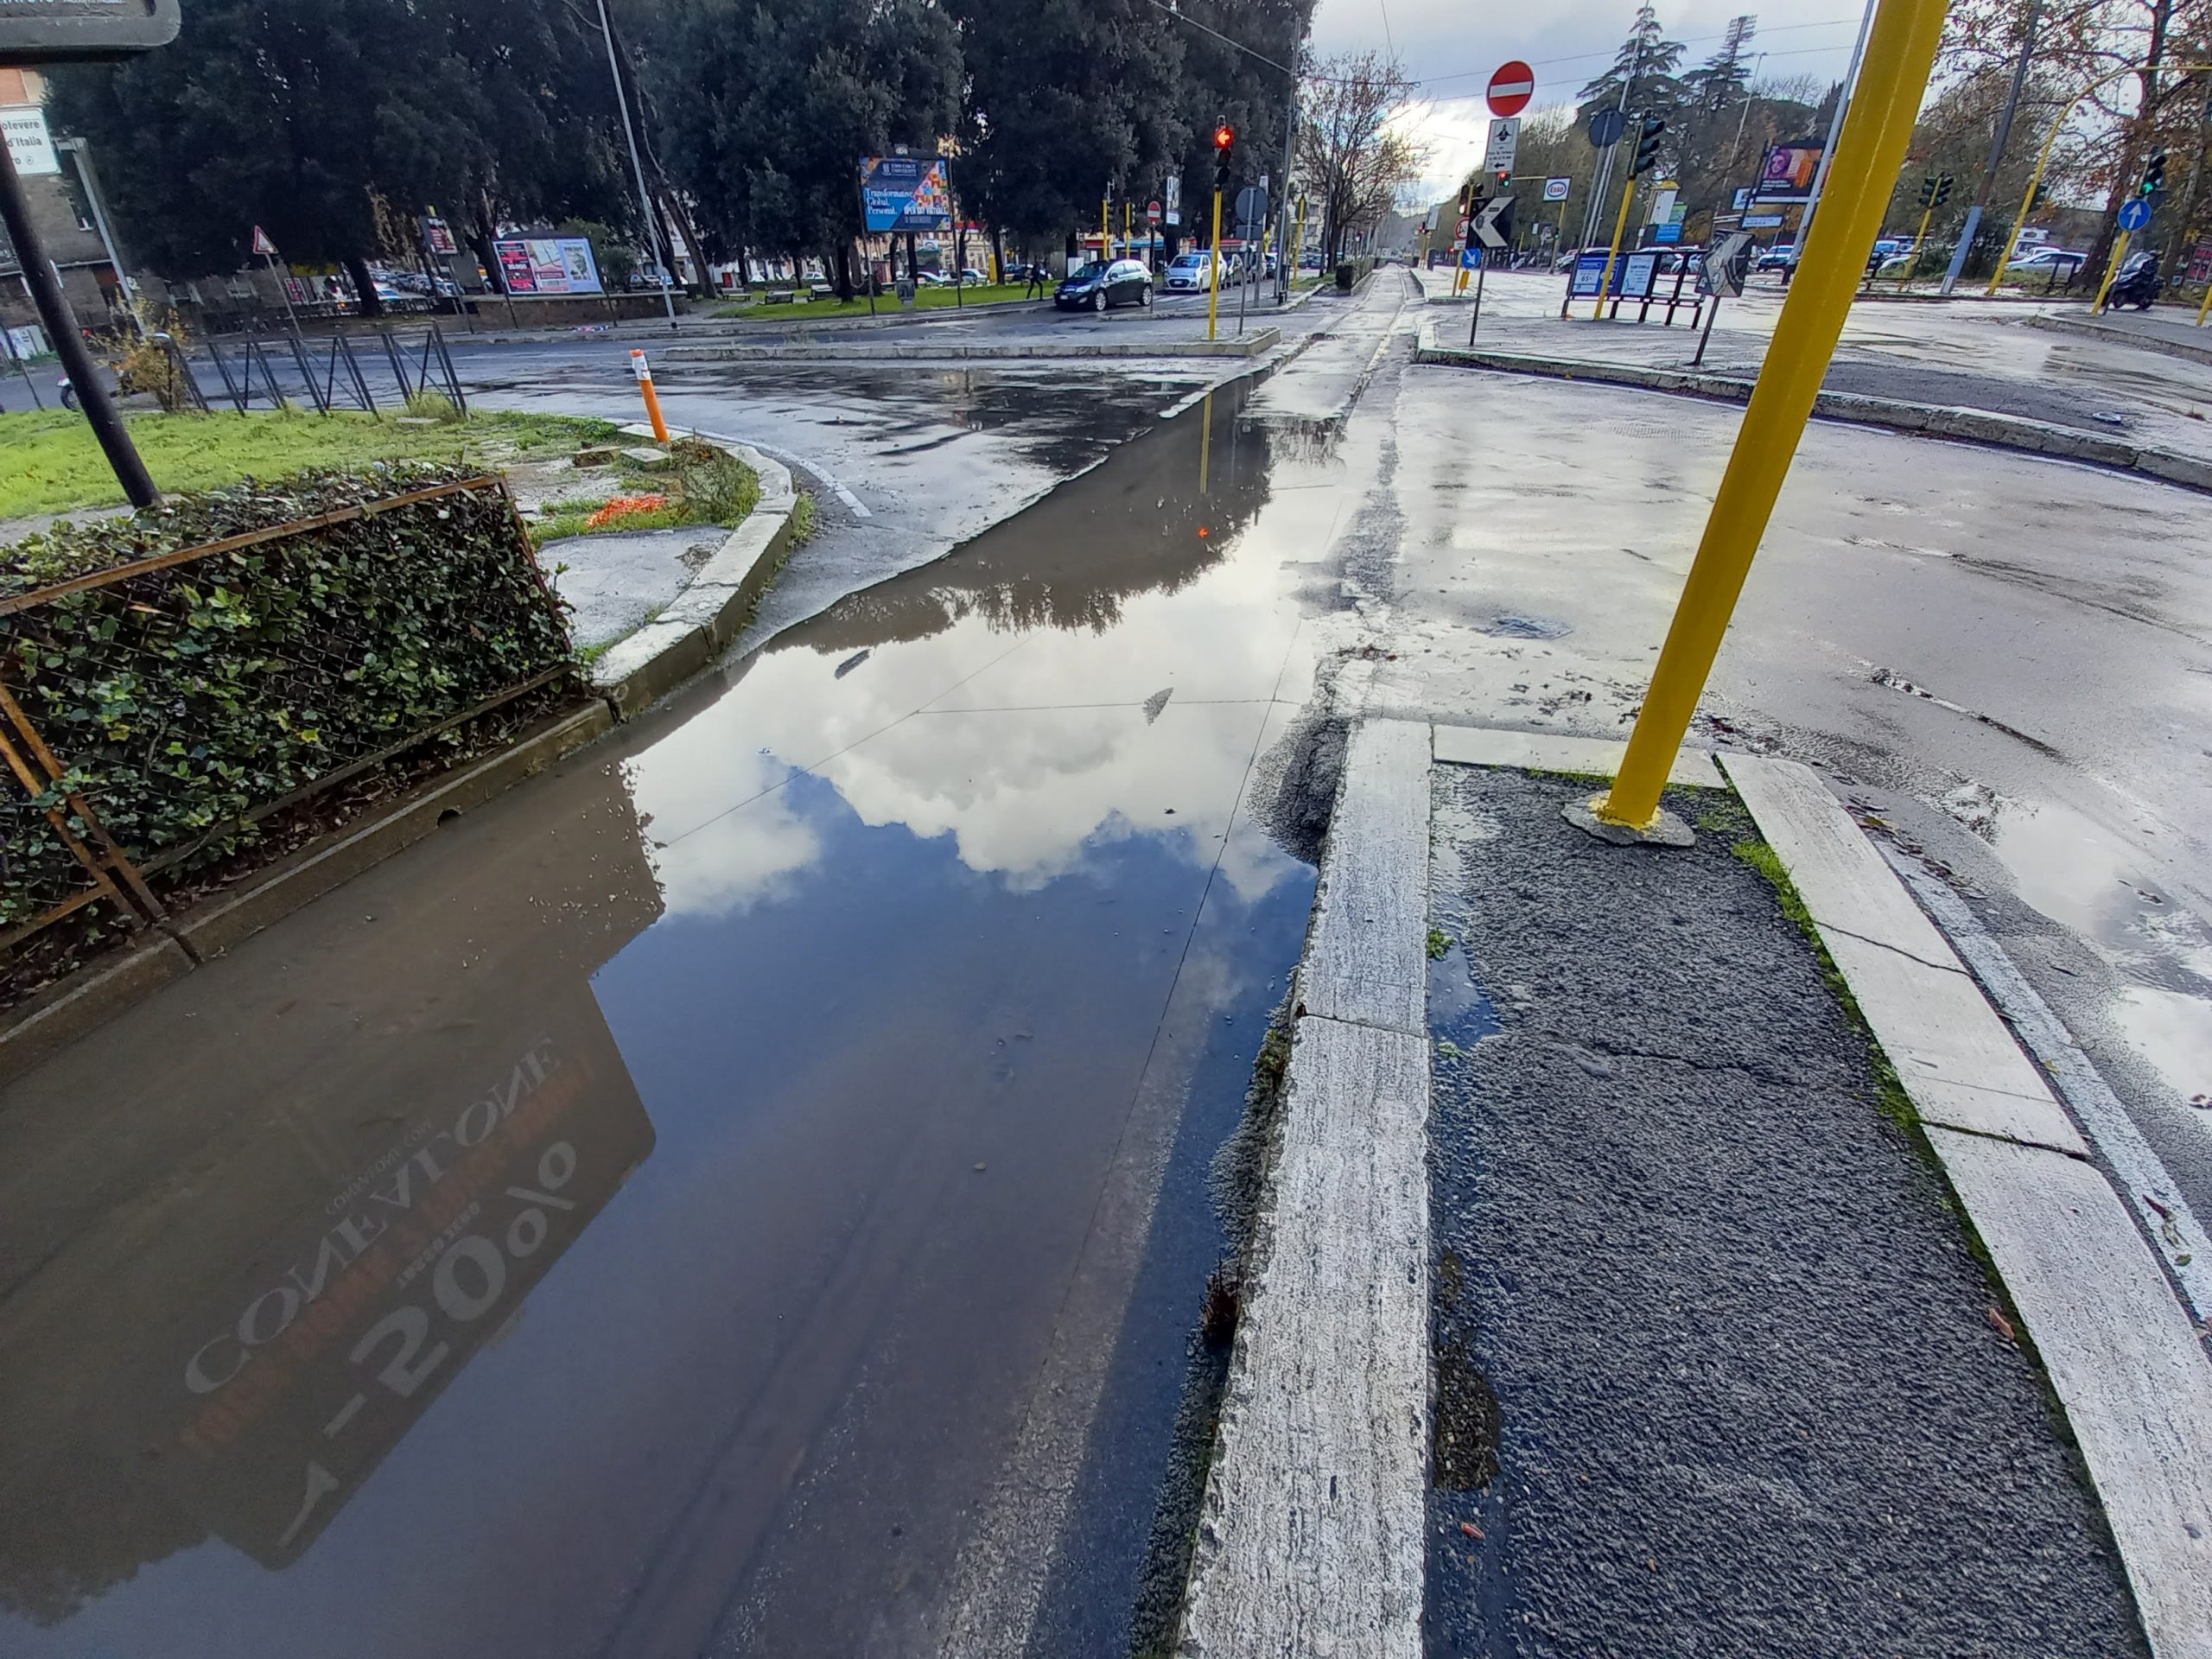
57, 374, 77, 411
2108, 251, 2161, 311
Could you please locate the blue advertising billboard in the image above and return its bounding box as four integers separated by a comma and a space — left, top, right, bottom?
859, 156, 954, 233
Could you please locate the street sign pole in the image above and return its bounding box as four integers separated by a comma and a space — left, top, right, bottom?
1592, 173, 1638, 320
1596, 0, 1945, 836
594, 0, 675, 329
2092, 228, 2134, 314
1468, 254, 1488, 344
0, 135, 156, 505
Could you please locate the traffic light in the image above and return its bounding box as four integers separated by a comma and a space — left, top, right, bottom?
1213, 124, 1236, 192
1631, 116, 1666, 177
1934, 173, 1953, 207
2143, 152, 2168, 194
1917, 173, 1953, 208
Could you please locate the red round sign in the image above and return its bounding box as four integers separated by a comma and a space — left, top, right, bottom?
1486, 60, 1535, 118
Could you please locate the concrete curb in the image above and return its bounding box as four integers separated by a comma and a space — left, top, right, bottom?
1723, 752, 2212, 1659
662, 327, 1281, 365
0, 700, 612, 1086
1412, 325, 2212, 494
588, 435, 799, 719
2029, 308, 2212, 367
1179, 718, 1433, 1657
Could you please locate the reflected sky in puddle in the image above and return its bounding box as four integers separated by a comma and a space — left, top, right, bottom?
0, 385, 1347, 1656
1981, 791, 2212, 1103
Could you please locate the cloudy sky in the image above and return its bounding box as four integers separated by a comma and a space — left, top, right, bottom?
1307, 0, 1876, 200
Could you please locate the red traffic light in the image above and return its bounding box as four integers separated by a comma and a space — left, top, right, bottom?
1213, 124, 1236, 150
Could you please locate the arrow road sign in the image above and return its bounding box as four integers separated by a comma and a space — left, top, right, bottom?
1472, 195, 1513, 250
1487, 60, 1535, 118
1589, 107, 1627, 148
2118, 196, 2152, 232
1704, 232, 1754, 297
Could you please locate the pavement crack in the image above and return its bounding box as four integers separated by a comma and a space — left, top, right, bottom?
1803, 916, 1967, 978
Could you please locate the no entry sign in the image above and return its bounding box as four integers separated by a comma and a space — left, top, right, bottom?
1487, 60, 1535, 118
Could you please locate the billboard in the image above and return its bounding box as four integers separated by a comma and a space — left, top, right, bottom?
858, 156, 953, 233
1756, 144, 1821, 200
492, 237, 603, 296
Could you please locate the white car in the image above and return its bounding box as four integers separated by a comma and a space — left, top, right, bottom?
1162, 251, 1219, 293
2006, 245, 2088, 278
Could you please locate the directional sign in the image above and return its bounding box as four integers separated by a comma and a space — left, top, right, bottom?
1472, 195, 1513, 251
1484, 118, 1521, 178
1543, 176, 1572, 203
1589, 107, 1627, 148
1487, 60, 1535, 118
2118, 196, 2152, 232
1705, 232, 1754, 298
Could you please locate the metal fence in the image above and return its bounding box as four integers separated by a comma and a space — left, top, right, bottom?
202, 321, 468, 417
1, 474, 565, 952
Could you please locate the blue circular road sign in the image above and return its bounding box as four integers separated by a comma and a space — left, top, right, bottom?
2118, 196, 2152, 231
1589, 108, 1627, 148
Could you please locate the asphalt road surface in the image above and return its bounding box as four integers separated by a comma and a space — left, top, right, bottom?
1352, 282, 2212, 1271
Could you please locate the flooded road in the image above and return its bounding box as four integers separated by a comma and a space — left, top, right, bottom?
0, 379, 1367, 1657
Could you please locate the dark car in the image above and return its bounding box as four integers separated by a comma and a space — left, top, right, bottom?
1055, 257, 1152, 312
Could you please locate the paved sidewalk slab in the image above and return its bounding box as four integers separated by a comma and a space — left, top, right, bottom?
1181, 718, 1433, 1657
1433, 723, 1724, 787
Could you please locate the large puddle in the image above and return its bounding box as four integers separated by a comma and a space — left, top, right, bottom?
0, 382, 1352, 1656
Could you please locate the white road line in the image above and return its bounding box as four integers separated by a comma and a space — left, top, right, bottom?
1883, 845, 2212, 1321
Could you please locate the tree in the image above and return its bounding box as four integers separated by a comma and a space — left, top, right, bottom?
1295, 52, 1422, 263
645, 0, 961, 298
1164, 0, 1316, 254
1681, 15, 1757, 111
1579, 3, 1687, 111
44, 0, 640, 308
1942, 0, 2212, 276
948, 0, 1183, 249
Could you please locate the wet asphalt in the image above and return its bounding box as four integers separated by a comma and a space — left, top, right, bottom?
0, 299, 1410, 1653
1424, 767, 2144, 1659
1358, 317, 2212, 1245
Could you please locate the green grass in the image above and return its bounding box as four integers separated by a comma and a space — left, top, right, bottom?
786, 491, 818, 547
530, 446, 760, 549
715, 281, 1041, 321
0, 407, 621, 519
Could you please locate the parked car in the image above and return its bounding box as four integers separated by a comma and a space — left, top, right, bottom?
1162, 251, 1219, 293
2005, 245, 2088, 281
1754, 243, 1798, 272
957, 266, 989, 284
1055, 257, 1152, 311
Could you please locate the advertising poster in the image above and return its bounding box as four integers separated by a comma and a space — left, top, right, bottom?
1620, 251, 1660, 298
1570, 250, 1611, 296
1756, 144, 1821, 200
858, 156, 954, 233
491, 238, 603, 296
1165, 174, 1181, 227
422, 216, 458, 256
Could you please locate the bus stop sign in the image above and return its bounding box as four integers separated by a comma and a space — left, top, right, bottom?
1, 0, 181, 63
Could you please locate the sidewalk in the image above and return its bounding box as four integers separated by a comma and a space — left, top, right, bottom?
1179, 725, 2212, 1657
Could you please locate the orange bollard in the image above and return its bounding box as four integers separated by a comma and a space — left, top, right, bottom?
630, 348, 670, 443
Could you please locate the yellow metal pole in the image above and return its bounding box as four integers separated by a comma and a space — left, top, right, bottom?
1207, 188, 1225, 340
1591, 174, 1637, 320
1598, 0, 1948, 832
2091, 226, 2133, 313
1291, 196, 1307, 282
1899, 200, 1936, 284
2194, 268, 2212, 325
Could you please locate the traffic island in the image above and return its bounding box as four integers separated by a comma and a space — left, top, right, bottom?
1411, 318, 2212, 494
1177, 719, 2212, 1657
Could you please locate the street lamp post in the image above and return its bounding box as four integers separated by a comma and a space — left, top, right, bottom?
594, 0, 677, 331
